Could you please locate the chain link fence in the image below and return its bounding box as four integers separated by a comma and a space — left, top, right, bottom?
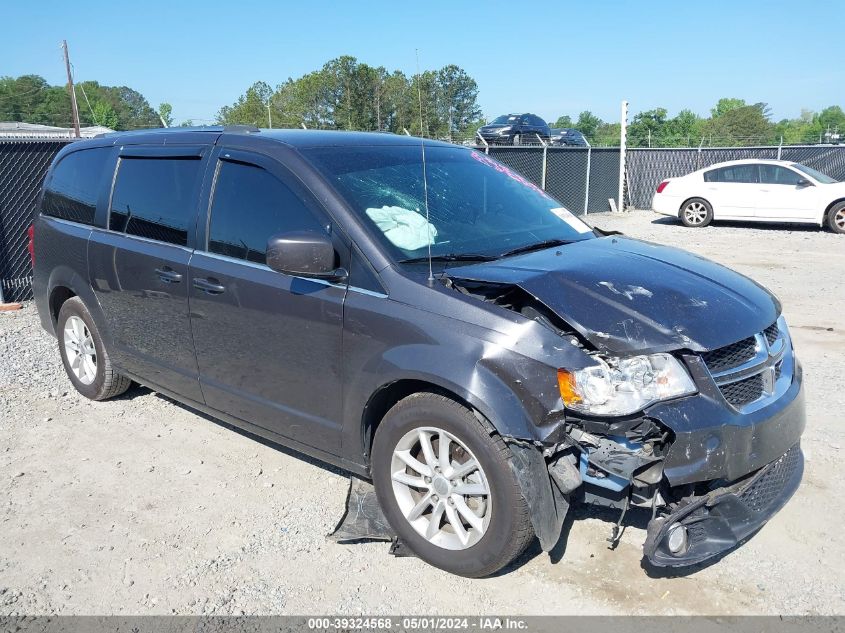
0, 140, 70, 302
626, 145, 845, 209
1, 139, 844, 303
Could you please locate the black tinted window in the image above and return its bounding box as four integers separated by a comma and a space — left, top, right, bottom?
42, 148, 111, 225
208, 160, 326, 264
710, 165, 758, 183
109, 157, 202, 246
760, 165, 802, 185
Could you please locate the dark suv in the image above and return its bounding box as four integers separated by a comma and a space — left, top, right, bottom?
477, 113, 551, 145
32, 127, 805, 577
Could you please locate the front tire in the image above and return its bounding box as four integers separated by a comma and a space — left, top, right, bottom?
827, 201, 845, 234
680, 198, 713, 227
57, 297, 131, 401
372, 393, 534, 577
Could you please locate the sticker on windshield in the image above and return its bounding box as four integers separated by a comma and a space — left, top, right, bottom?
550, 207, 592, 234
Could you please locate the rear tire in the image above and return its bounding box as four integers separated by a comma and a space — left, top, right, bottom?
57, 297, 131, 401
826, 201, 845, 234
680, 198, 713, 227
372, 393, 534, 577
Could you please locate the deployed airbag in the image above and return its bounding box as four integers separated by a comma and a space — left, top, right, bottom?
365, 205, 437, 251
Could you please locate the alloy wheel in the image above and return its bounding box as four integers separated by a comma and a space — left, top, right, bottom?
63, 315, 97, 385
390, 426, 492, 550
835, 208, 845, 231
683, 201, 708, 225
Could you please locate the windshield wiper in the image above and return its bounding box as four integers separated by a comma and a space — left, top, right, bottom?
399, 253, 497, 264
498, 238, 575, 258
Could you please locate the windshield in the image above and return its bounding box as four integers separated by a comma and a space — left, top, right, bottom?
490, 115, 517, 125
791, 163, 838, 184
303, 145, 595, 263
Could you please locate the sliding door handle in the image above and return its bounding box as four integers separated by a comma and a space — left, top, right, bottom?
155, 267, 183, 283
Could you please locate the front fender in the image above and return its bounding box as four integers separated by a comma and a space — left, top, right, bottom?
340, 292, 573, 469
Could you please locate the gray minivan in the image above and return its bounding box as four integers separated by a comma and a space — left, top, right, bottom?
32, 127, 805, 577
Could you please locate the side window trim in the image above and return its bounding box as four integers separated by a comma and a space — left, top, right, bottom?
202, 148, 343, 256
106, 151, 209, 249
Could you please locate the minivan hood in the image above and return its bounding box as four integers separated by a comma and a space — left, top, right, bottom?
447, 236, 780, 355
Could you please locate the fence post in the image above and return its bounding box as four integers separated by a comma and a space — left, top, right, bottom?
583, 140, 592, 215
697, 136, 705, 170
777, 136, 783, 160
539, 133, 548, 190
617, 100, 628, 212
476, 132, 489, 154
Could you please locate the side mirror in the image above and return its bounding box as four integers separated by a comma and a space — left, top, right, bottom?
796, 178, 813, 188
266, 231, 347, 281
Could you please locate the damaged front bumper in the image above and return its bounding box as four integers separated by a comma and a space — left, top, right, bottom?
504, 359, 806, 568
643, 442, 803, 567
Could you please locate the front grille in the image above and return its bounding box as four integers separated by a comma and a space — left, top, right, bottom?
700, 336, 757, 373
739, 443, 801, 514
720, 374, 764, 407
764, 323, 780, 346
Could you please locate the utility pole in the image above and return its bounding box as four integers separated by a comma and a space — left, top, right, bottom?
62, 40, 81, 138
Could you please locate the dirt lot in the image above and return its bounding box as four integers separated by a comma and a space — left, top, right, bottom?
1, 210, 843, 615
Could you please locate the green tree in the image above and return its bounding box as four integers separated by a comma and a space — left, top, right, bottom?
665, 109, 703, 146
710, 98, 747, 118
434, 64, 481, 138
217, 57, 481, 138
158, 102, 174, 127
217, 81, 273, 127
705, 102, 773, 145
628, 107, 668, 147
574, 111, 603, 138
552, 115, 573, 128
92, 101, 119, 129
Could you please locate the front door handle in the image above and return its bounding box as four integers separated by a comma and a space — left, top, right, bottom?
193, 277, 226, 294
155, 267, 183, 284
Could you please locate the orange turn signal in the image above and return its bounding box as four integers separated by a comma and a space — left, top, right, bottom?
557, 368, 582, 406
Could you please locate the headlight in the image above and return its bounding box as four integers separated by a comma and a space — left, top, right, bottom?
496, 126, 512, 133
558, 353, 696, 416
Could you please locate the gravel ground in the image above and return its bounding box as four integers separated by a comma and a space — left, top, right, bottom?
0, 210, 843, 615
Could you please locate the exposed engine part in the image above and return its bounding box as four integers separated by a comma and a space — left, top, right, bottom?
569, 429, 665, 485
444, 277, 582, 343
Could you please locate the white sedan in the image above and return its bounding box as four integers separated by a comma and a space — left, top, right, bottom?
651, 159, 845, 233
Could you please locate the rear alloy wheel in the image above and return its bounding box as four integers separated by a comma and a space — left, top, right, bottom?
63, 316, 97, 385
827, 201, 845, 234
57, 297, 132, 400
680, 198, 713, 227
372, 393, 534, 577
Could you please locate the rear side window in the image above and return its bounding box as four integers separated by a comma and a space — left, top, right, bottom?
207, 160, 327, 264
109, 157, 203, 246
42, 148, 111, 225
706, 165, 758, 184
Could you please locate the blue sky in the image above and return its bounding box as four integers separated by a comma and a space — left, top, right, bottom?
4, 0, 843, 125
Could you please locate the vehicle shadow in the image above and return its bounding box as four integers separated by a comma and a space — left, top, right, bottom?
493, 502, 654, 577
650, 215, 827, 233
116, 383, 346, 477
114, 384, 764, 578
